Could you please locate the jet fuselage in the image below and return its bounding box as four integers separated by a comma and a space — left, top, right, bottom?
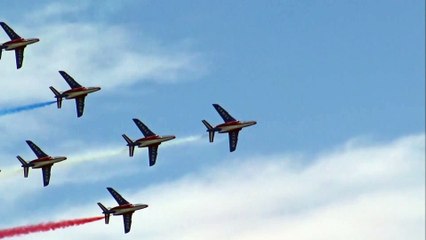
109, 203, 148, 216
135, 135, 176, 148
62, 87, 101, 99
1, 38, 39, 50
29, 156, 67, 168
215, 121, 257, 133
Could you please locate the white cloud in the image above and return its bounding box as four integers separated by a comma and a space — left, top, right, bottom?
4, 133, 424, 240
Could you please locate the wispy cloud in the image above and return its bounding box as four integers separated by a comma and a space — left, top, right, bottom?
26, 2, 90, 22
5, 133, 424, 239
0, 3, 205, 103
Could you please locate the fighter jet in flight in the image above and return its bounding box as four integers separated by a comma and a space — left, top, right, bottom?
97, 187, 148, 234
17, 140, 67, 187
0, 22, 39, 69
202, 104, 256, 152
122, 118, 175, 166
49, 71, 101, 118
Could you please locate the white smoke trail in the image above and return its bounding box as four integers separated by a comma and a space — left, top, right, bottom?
0, 167, 22, 179
64, 134, 205, 166
0, 135, 206, 178
166, 134, 204, 147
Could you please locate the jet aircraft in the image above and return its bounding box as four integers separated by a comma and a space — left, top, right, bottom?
202, 104, 256, 152
97, 187, 148, 234
0, 22, 39, 69
17, 140, 67, 187
122, 119, 175, 166
49, 71, 101, 117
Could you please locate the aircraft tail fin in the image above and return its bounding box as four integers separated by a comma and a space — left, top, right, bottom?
202, 120, 215, 142
49, 86, 63, 108
97, 202, 110, 224
16, 155, 29, 178
122, 134, 135, 157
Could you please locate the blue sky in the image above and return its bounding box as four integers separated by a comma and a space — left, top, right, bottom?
0, 1, 424, 239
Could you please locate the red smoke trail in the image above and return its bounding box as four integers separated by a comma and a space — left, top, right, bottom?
0, 216, 104, 239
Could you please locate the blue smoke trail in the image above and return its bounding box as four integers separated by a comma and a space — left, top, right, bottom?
0, 101, 56, 117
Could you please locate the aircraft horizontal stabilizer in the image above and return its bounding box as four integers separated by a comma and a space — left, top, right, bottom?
202, 120, 215, 143
97, 202, 111, 224
49, 86, 62, 108
122, 134, 135, 157
16, 155, 29, 177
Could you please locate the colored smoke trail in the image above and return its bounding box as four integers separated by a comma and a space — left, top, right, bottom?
0, 216, 104, 239
0, 101, 56, 117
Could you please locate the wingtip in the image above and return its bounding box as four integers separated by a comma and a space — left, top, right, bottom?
58, 70, 68, 77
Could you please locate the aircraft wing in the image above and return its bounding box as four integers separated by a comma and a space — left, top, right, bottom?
26, 140, 48, 158
41, 165, 52, 187
59, 71, 82, 89
148, 145, 158, 166
107, 187, 130, 206
75, 97, 85, 118
14, 47, 25, 69
123, 213, 133, 234
213, 104, 236, 123
132, 119, 155, 137
228, 130, 240, 152
0, 22, 21, 40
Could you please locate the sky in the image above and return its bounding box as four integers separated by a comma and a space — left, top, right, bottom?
0, 0, 424, 239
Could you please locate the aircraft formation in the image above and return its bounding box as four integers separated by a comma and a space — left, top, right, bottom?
0, 21, 257, 234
